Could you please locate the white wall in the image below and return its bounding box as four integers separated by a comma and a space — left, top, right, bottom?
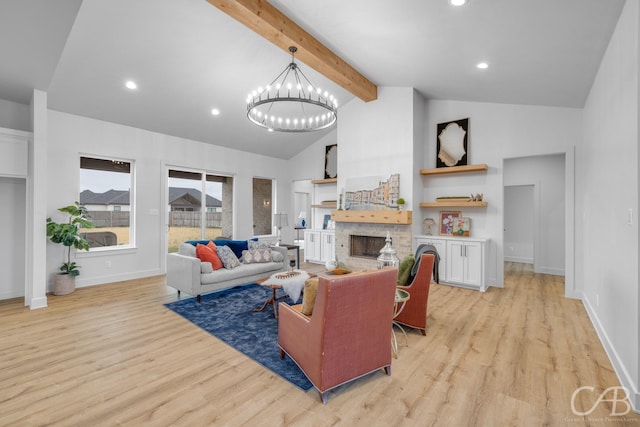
0, 99, 30, 132
504, 154, 565, 274
46, 110, 290, 289
579, 0, 639, 409
337, 87, 416, 207
423, 100, 581, 286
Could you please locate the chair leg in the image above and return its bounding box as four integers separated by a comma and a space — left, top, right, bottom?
320, 391, 328, 404
420, 329, 426, 336
384, 366, 391, 376
177, 290, 180, 298
279, 348, 285, 359
197, 294, 201, 303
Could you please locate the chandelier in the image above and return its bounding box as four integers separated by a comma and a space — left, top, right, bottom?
246, 46, 338, 133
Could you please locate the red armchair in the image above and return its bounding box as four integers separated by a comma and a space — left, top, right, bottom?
394, 253, 435, 335
278, 268, 398, 404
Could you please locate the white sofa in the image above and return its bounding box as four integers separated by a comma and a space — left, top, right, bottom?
166, 241, 287, 302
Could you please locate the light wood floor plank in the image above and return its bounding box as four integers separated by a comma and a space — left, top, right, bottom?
1, 263, 638, 426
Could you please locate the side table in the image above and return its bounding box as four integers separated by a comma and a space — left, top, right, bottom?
392, 288, 410, 358
275, 243, 300, 269
254, 270, 310, 318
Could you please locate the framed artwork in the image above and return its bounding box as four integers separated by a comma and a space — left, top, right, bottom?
322, 214, 331, 230
437, 118, 468, 168
453, 217, 471, 237
324, 144, 337, 179
439, 211, 461, 236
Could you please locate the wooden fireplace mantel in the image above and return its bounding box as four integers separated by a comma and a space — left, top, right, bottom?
331, 210, 412, 225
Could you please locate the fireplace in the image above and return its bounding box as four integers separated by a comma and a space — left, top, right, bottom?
335, 222, 412, 271
350, 235, 386, 259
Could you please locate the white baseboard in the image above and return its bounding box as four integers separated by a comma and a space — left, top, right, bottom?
536, 266, 565, 276
582, 295, 639, 412
29, 296, 48, 309
504, 256, 533, 264
74, 268, 163, 288
0, 290, 23, 301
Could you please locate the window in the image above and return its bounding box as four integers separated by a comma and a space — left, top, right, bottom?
80, 156, 133, 249
167, 169, 233, 252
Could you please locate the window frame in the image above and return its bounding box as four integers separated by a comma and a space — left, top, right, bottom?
79, 154, 136, 252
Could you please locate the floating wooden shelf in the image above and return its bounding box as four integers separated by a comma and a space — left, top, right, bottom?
311, 178, 337, 184
420, 164, 488, 175
419, 201, 488, 208
312, 203, 337, 209
331, 210, 412, 225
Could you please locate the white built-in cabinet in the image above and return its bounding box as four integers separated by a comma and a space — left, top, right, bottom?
414, 235, 489, 291
304, 229, 335, 264
304, 177, 336, 264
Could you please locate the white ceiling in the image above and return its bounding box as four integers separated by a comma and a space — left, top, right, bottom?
0, 0, 625, 159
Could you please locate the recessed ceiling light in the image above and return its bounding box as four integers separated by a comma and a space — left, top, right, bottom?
211, 108, 220, 116
125, 80, 137, 90
476, 62, 489, 69
450, 0, 467, 6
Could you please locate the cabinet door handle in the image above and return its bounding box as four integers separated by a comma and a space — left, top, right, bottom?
460, 245, 463, 257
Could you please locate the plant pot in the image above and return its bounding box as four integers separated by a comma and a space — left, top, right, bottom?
53, 274, 76, 295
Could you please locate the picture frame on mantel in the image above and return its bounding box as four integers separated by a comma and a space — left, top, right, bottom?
437, 118, 468, 168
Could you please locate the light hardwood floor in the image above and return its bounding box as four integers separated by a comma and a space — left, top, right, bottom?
1, 262, 638, 426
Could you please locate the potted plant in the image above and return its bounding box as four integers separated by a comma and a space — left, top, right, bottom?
46, 202, 94, 295
397, 198, 406, 210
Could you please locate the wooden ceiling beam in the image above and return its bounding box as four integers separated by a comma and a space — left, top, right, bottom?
206, 0, 377, 102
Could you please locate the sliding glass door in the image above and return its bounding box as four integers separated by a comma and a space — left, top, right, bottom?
167, 169, 233, 252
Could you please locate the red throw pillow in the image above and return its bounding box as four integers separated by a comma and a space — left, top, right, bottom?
196, 243, 223, 270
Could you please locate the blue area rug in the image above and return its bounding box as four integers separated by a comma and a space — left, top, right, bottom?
164, 284, 313, 391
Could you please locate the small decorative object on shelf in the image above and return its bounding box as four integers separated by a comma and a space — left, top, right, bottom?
397, 198, 405, 210
423, 218, 436, 235
377, 232, 400, 269
338, 193, 344, 210
453, 217, 471, 236
470, 193, 483, 202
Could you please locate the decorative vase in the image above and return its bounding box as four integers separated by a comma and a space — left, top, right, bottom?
53, 274, 76, 296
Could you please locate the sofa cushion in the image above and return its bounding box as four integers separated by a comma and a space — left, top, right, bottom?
201, 262, 214, 274
213, 238, 258, 258
200, 262, 283, 285
301, 277, 319, 316
196, 243, 224, 270
205, 241, 224, 270
185, 238, 258, 259
179, 242, 197, 258
248, 240, 271, 250
216, 245, 241, 269
271, 250, 284, 262
242, 248, 272, 264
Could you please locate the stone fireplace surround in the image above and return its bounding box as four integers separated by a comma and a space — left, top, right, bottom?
334, 222, 412, 271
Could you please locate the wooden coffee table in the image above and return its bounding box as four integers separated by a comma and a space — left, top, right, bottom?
254, 270, 311, 318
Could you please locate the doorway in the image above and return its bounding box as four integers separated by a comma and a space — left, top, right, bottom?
0, 177, 26, 300
503, 153, 566, 278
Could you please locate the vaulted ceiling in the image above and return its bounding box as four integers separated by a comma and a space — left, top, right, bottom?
0, 0, 626, 159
